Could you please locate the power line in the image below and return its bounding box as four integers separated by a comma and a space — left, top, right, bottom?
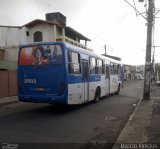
90, 10, 133, 41
154, 9, 160, 16
123, 0, 147, 19
133, 0, 138, 16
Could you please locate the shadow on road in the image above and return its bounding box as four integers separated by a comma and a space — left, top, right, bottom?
20, 94, 116, 116
30, 102, 92, 114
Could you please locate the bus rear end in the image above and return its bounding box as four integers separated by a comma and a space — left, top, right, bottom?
18, 42, 68, 104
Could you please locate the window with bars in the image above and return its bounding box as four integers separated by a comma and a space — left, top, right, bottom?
34, 31, 43, 42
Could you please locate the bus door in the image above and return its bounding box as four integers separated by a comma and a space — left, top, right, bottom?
105, 65, 110, 94
82, 59, 89, 101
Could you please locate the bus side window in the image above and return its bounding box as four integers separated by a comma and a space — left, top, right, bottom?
113, 64, 118, 74
118, 64, 121, 74
110, 63, 113, 74
106, 65, 110, 79
68, 51, 80, 74
55, 46, 62, 64
97, 59, 103, 74
82, 61, 89, 80
89, 57, 96, 74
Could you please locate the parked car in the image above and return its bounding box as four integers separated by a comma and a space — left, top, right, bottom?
136, 74, 144, 80
156, 81, 160, 86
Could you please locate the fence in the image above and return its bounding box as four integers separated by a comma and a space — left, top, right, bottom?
0, 70, 17, 98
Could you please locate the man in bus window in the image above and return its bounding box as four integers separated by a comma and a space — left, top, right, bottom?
44, 45, 52, 61
52, 46, 57, 61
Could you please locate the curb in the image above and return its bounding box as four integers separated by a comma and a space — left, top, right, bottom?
0, 96, 19, 106
128, 97, 143, 121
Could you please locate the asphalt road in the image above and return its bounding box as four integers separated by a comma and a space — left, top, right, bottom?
0, 80, 143, 149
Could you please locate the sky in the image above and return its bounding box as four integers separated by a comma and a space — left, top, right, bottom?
0, 0, 160, 65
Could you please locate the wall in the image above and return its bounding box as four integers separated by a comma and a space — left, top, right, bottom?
5, 47, 19, 61
29, 24, 55, 42
56, 27, 62, 38
0, 49, 5, 60
0, 26, 21, 47
0, 26, 25, 61
20, 27, 31, 45
0, 70, 17, 98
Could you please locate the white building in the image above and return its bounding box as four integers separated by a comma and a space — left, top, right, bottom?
0, 12, 91, 61
136, 65, 145, 76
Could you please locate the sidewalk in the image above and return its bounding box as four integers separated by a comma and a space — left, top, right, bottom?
0, 96, 18, 106
113, 83, 160, 149
148, 84, 160, 143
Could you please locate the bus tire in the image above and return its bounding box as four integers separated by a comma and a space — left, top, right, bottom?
115, 84, 120, 95
94, 87, 100, 103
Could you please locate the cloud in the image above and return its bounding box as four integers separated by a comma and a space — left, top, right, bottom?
0, 0, 87, 26
0, 0, 42, 25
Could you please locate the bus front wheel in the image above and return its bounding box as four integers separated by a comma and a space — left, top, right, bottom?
94, 88, 100, 103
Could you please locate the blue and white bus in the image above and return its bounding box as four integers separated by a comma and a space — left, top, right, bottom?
18, 42, 124, 105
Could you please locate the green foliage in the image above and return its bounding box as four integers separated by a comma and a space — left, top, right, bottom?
155, 63, 160, 74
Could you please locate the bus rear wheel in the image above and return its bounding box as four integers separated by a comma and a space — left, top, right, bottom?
94, 88, 100, 103
115, 84, 120, 95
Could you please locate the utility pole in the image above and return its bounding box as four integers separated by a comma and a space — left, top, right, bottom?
143, 0, 155, 100
123, 0, 157, 100
104, 45, 107, 55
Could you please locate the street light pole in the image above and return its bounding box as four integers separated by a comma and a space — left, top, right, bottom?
143, 0, 155, 100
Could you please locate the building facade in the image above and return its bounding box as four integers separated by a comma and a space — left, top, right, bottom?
0, 12, 91, 62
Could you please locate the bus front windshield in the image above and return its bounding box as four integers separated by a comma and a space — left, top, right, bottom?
19, 45, 62, 66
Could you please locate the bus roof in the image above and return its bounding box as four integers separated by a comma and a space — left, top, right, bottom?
65, 43, 122, 64
19, 42, 122, 65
